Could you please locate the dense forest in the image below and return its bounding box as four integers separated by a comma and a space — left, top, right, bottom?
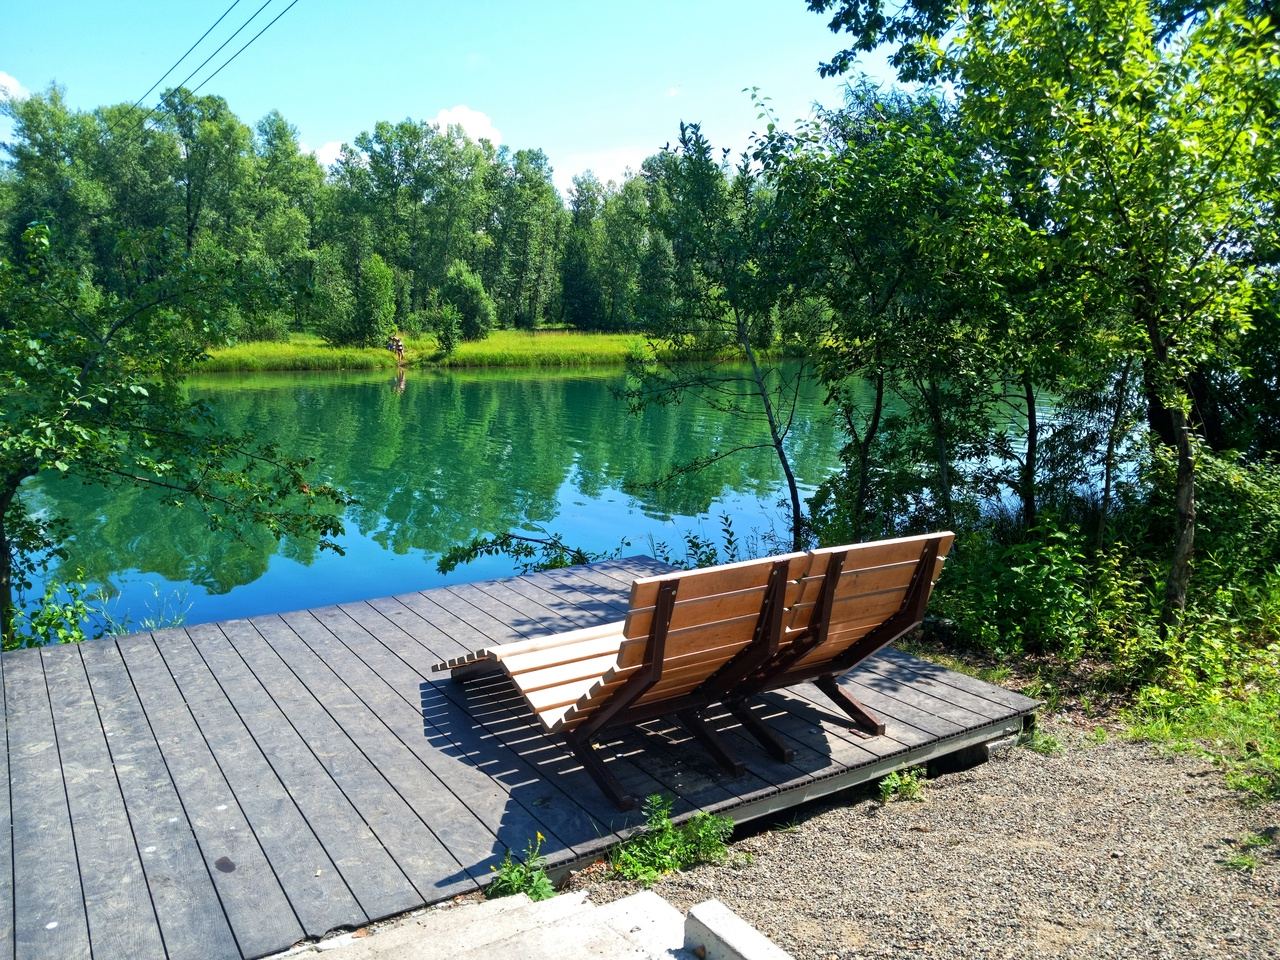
2, 0, 1278, 792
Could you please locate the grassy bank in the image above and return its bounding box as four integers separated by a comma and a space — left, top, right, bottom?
200, 330, 646, 372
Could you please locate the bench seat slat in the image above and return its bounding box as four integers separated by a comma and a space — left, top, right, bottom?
431, 532, 957, 806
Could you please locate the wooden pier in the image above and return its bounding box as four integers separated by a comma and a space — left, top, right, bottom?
0, 557, 1037, 960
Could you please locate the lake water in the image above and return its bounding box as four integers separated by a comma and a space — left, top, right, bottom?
23, 365, 844, 630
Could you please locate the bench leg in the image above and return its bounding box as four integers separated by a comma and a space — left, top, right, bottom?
729, 703, 795, 763
565, 733, 637, 811
677, 711, 745, 778
814, 675, 886, 736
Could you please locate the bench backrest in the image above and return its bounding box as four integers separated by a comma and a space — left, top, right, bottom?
555, 533, 952, 731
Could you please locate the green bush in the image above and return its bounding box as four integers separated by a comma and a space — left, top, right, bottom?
487, 831, 555, 901
610, 794, 734, 885
441, 261, 495, 342
434, 302, 462, 355
933, 520, 1098, 658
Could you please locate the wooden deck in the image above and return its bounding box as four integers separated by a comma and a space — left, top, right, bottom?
0, 557, 1038, 960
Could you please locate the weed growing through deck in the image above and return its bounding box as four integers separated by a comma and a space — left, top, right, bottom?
610, 794, 734, 885
487, 832, 555, 901
878, 767, 927, 803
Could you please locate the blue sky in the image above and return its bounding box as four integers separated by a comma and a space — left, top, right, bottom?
1, 0, 894, 191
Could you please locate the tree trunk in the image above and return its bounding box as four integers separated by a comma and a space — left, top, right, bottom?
1097, 357, 1134, 553
1160, 408, 1196, 638
0, 478, 23, 649
742, 335, 807, 551
1020, 374, 1038, 530
1138, 297, 1196, 637
920, 378, 955, 530
851, 368, 886, 541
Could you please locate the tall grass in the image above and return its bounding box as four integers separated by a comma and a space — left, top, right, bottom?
199, 330, 645, 372
437, 330, 645, 367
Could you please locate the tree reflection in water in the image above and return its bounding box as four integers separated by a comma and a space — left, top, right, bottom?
23, 365, 842, 627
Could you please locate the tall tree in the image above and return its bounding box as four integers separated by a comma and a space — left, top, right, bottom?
808, 0, 1280, 632
0, 223, 348, 645
560, 172, 607, 329
628, 124, 811, 549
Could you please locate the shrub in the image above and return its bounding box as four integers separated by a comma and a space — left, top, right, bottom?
487, 832, 555, 901
610, 794, 734, 885
441, 261, 495, 342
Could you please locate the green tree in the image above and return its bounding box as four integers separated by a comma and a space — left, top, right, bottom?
441, 260, 496, 341
481, 149, 565, 329
809, 0, 1280, 632
0, 223, 349, 645
628, 124, 811, 549
560, 173, 607, 329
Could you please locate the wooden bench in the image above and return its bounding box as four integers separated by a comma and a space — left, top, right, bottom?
432, 533, 954, 809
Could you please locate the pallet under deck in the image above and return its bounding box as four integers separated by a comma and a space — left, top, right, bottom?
0, 557, 1038, 960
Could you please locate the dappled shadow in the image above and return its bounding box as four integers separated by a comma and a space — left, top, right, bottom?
415, 666, 904, 879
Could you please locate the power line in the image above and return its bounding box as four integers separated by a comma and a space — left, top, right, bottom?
130, 0, 246, 112
168, 0, 276, 100
103, 0, 245, 140
187, 0, 302, 99
108, 0, 302, 149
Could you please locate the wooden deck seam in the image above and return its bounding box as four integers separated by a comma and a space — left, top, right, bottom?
114, 635, 264, 960
204, 620, 422, 920
62, 644, 167, 959
174, 625, 371, 932
141, 630, 317, 945
321, 604, 606, 863
220, 615, 472, 905
248, 612, 484, 887
277, 609, 501, 878
20, 649, 92, 958
340, 601, 663, 833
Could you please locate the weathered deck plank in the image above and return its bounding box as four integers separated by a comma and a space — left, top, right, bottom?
258, 610, 493, 888
155, 625, 365, 937
222, 615, 471, 903
78, 640, 241, 960
43, 646, 166, 960
0, 556, 1038, 960
4, 650, 91, 960
189, 621, 421, 923
337, 599, 638, 844
117, 634, 305, 958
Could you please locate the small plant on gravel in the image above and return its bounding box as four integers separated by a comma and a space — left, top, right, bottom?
1221, 832, 1274, 872
1223, 851, 1259, 872
488, 832, 555, 901
1021, 727, 1063, 756
1088, 726, 1110, 745
610, 794, 734, 885
878, 767, 927, 803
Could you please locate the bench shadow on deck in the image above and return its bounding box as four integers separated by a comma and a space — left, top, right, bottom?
0, 557, 1038, 960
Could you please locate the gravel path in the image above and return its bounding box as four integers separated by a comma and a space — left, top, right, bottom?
567, 720, 1280, 959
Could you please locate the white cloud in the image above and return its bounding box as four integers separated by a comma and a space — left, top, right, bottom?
552, 146, 651, 195
433, 105, 500, 145
0, 71, 30, 101
300, 140, 345, 168
666, 86, 681, 98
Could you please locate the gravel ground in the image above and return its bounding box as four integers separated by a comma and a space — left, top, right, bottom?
566, 719, 1280, 960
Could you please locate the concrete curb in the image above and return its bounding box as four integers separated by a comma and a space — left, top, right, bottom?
685, 899, 796, 960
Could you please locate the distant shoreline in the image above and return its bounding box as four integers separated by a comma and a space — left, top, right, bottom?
197, 330, 646, 373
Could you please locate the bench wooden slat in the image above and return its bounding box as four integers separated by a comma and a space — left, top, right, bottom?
438, 533, 956, 808
498, 633, 626, 677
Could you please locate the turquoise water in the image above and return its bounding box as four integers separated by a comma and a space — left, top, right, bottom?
23, 365, 844, 629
